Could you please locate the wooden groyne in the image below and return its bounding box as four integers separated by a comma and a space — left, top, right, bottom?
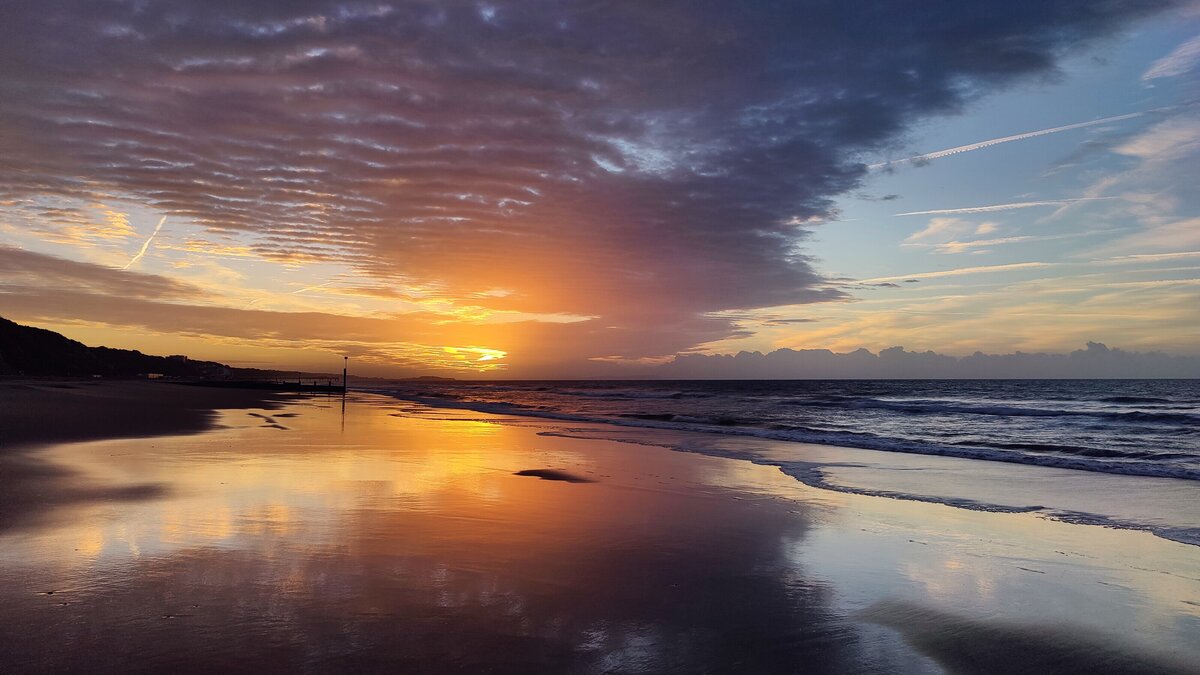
180, 357, 349, 394
180, 380, 345, 394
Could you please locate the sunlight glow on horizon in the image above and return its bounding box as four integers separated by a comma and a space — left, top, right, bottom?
1, 1, 1197, 376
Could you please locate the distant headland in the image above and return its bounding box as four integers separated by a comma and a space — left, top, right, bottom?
0, 316, 332, 382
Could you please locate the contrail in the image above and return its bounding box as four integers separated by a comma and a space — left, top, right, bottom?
868, 112, 1144, 169
860, 261, 1056, 284
894, 197, 1116, 217
289, 279, 338, 295
122, 216, 167, 269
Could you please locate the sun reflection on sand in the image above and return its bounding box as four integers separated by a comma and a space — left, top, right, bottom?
2, 401, 600, 572
0, 395, 1197, 671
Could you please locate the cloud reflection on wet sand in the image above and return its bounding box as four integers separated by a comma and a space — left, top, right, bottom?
0, 395, 1197, 672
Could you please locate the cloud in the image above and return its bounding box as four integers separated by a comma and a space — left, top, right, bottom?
894, 198, 1115, 216
763, 317, 822, 325
900, 217, 1046, 253
157, 239, 260, 259
1142, 34, 1200, 79
659, 342, 1200, 378
0, 286, 743, 376
861, 262, 1056, 284
1103, 217, 1200, 252
0, 245, 203, 300
0, 244, 737, 374
0, 0, 1181, 371
1103, 250, 1200, 262
0, 199, 139, 246
932, 235, 1038, 254
903, 217, 975, 244
902, 216, 1098, 254
1114, 117, 1200, 161
869, 113, 1146, 169
1074, 115, 1200, 259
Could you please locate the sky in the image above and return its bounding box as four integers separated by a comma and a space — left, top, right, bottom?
1, 0, 1198, 377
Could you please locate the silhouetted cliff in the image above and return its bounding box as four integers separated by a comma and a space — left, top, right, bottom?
0, 316, 233, 378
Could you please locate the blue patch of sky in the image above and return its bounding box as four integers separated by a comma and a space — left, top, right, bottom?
815, 14, 1199, 283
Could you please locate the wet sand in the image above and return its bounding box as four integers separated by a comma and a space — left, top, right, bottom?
0, 380, 292, 532
0, 379, 291, 449
1, 392, 1198, 673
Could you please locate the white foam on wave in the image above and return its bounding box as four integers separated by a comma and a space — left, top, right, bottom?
373, 388, 1200, 546
368, 388, 1200, 482
803, 395, 1200, 423
534, 429, 1200, 548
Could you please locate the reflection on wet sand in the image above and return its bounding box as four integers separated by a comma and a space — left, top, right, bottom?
0, 394, 1197, 672
0, 451, 167, 533
0, 381, 290, 534
863, 599, 1195, 675
0, 396, 867, 672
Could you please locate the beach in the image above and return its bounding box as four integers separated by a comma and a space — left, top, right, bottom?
1, 382, 1198, 672
0, 380, 293, 534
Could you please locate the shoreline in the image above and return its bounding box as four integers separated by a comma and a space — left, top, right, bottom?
371, 388, 1200, 548
6, 380, 1197, 547
0, 391, 1197, 671
362, 388, 1200, 480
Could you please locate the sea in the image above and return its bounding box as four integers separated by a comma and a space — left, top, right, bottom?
369, 379, 1200, 544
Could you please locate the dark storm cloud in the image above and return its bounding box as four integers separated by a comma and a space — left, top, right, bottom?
0, 0, 1177, 357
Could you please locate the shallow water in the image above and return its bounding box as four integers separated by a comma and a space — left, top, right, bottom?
1, 394, 1197, 672
373, 380, 1200, 545
370, 379, 1200, 479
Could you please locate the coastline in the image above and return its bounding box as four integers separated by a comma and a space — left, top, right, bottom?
367, 382, 1200, 481
0, 391, 1196, 671
371, 386, 1200, 548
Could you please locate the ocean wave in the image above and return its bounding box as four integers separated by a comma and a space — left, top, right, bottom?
958, 440, 1189, 460
618, 413, 678, 421
558, 388, 686, 399
369, 388, 1200, 482
786, 462, 1200, 546
1115, 410, 1200, 424
447, 385, 691, 400
537, 429, 1200, 548
791, 395, 1200, 424
1097, 396, 1175, 404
